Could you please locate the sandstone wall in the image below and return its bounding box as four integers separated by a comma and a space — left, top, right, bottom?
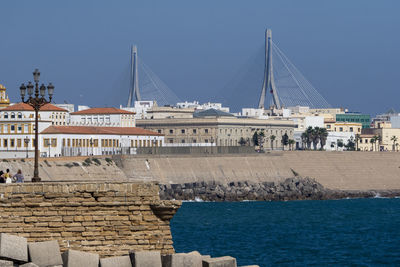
118, 151, 400, 191
0, 182, 180, 257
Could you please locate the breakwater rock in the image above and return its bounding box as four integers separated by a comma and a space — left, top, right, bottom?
0, 233, 252, 267
159, 177, 400, 201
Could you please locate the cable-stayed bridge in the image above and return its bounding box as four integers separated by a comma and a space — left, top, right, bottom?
219, 29, 331, 111
125, 30, 331, 111
126, 45, 180, 107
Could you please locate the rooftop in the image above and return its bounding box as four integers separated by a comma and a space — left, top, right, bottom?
193, 108, 234, 118
1, 102, 68, 112
71, 107, 135, 115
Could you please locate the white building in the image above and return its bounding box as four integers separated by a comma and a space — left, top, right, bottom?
176, 101, 230, 112
41, 126, 164, 157
70, 107, 135, 127
0, 102, 69, 158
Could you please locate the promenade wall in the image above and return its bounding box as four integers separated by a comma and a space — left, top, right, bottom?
1, 151, 400, 190
118, 151, 400, 191
0, 182, 180, 257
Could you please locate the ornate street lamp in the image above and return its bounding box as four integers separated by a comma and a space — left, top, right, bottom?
20, 69, 54, 182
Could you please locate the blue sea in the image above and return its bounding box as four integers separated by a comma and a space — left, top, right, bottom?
170, 199, 400, 266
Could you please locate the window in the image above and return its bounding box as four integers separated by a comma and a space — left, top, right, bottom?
17, 113, 22, 119
10, 139, 15, 147
205, 139, 208, 143
10, 125, 15, 132
350, 127, 353, 132
365, 139, 368, 143
51, 139, 57, 147
4, 113, 8, 119
11, 113, 15, 119
181, 140, 185, 143
24, 139, 29, 148
94, 139, 99, 147
181, 129, 185, 134
24, 125, 29, 133
44, 139, 50, 148
327, 125, 331, 129
17, 125, 22, 132
3, 139, 7, 147
359, 139, 363, 143
134, 140, 138, 147
169, 129, 174, 134
62, 139, 65, 147
158, 130, 162, 134
339, 127, 343, 132
17, 139, 21, 148
193, 129, 197, 134
205, 129, 209, 134
68, 139, 71, 147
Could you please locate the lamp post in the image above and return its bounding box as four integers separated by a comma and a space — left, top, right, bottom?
20, 69, 54, 182
24, 136, 30, 158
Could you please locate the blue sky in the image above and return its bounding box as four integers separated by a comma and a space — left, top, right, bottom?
0, 0, 399, 115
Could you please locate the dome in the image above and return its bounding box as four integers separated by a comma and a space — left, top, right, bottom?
0, 84, 5, 90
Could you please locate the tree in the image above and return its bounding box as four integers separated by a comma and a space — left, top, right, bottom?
238, 137, 247, 146
345, 136, 356, 151
391, 136, 398, 151
305, 127, 313, 149
318, 128, 328, 150
301, 132, 307, 150
270, 135, 276, 150
311, 127, 321, 150
370, 138, 375, 151
252, 132, 259, 146
281, 133, 289, 150
337, 139, 344, 149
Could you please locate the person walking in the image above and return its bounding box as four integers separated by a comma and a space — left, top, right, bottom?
4, 169, 12, 183
12, 170, 24, 183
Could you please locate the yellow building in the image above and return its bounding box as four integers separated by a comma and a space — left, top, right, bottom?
324, 119, 362, 134
358, 128, 400, 151
0, 84, 10, 108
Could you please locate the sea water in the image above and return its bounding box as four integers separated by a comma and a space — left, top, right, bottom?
170, 199, 400, 266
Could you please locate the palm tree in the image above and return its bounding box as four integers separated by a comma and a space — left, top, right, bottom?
391, 136, 398, 151
270, 135, 276, 150
301, 132, 307, 150
318, 128, 328, 150
374, 135, 381, 151
281, 133, 289, 150
370, 138, 375, 151
311, 127, 321, 150
305, 127, 313, 149
288, 139, 295, 151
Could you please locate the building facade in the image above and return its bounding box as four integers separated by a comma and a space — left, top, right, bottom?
136, 115, 295, 149
70, 107, 135, 127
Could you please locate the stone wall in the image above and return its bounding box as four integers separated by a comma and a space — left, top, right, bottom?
0, 182, 181, 257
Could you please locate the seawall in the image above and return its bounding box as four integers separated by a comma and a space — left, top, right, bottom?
118, 151, 400, 191
0, 182, 181, 257
2, 151, 400, 191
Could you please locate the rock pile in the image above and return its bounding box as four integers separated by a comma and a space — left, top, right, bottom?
0, 233, 257, 267
159, 177, 392, 201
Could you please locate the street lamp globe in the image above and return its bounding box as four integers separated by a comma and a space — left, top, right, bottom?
27, 82, 34, 96
20, 84, 26, 99
40, 84, 46, 97
33, 69, 40, 83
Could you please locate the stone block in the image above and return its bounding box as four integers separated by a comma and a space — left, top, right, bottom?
162, 251, 202, 267
129, 251, 161, 267
202, 256, 237, 267
100, 256, 132, 267
19, 263, 40, 267
62, 250, 99, 267
28, 240, 63, 267
0, 259, 14, 267
0, 233, 28, 263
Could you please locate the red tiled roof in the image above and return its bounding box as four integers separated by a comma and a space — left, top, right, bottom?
41, 126, 163, 136
2, 102, 68, 112
71, 107, 135, 115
